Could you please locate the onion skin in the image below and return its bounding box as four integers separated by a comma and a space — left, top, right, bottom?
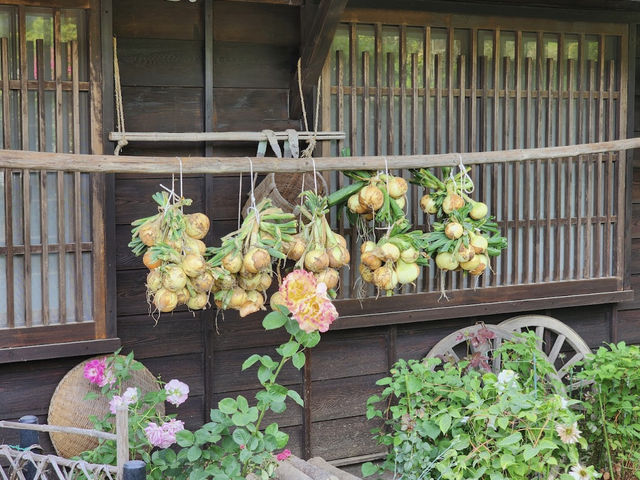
456, 244, 475, 263
420, 195, 438, 215
316, 268, 340, 290
470, 234, 488, 254
194, 271, 215, 293
270, 291, 286, 311
239, 291, 265, 317
470, 254, 489, 275
396, 260, 420, 285
328, 245, 350, 268
182, 254, 206, 277
176, 288, 190, 305
348, 193, 367, 214
183, 237, 207, 255
400, 247, 420, 264
333, 233, 347, 248
146, 270, 163, 293
359, 263, 374, 283
139, 220, 161, 247
243, 247, 271, 274
143, 249, 162, 269
258, 273, 272, 291
394, 196, 406, 210
228, 287, 248, 309
444, 222, 464, 240
187, 292, 209, 310
287, 239, 306, 261
304, 248, 330, 273
435, 252, 459, 271
460, 255, 481, 271
361, 241, 376, 254
185, 213, 210, 240
442, 193, 465, 214
239, 274, 261, 291
469, 202, 488, 220
361, 251, 383, 270
154, 289, 178, 313
380, 242, 401, 262
162, 265, 187, 291
222, 251, 243, 274
358, 185, 384, 211
387, 177, 408, 199
373, 266, 393, 289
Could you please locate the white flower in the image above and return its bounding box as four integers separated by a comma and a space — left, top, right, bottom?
496, 369, 518, 393
556, 422, 582, 444
122, 387, 138, 404
569, 464, 592, 480
164, 379, 189, 406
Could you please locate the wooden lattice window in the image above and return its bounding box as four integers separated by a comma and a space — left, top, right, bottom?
321, 10, 630, 309
0, 1, 107, 351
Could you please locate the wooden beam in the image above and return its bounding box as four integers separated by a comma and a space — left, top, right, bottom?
290, 0, 348, 119
222, 0, 303, 5
0, 137, 638, 175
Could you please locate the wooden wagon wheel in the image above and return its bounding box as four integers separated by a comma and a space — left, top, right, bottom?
498, 315, 592, 390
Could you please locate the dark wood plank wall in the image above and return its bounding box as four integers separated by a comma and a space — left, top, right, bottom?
0, 0, 639, 469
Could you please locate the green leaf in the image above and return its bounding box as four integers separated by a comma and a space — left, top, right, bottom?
499, 453, 515, 470
439, 414, 452, 434
277, 340, 300, 358
263, 311, 288, 330
232, 428, 250, 446
176, 430, 195, 447
270, 401, 286, 413
187, 446, 202, 462
497, 432, 522, 448
292, 351, 306, 369
287, 389, 304, 406
406, 375, 421, 394
258, 366, 271, 384
523, 445, 540, 461
235, 395, 249, 412
274, 430, 289, 448
218, 398, 237, 415
241, 354, 261, 371
361, 462, 379, 477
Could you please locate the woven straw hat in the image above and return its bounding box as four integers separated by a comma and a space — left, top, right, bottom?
47, 356, 163, 459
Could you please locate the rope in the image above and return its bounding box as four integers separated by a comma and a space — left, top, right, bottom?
113, 37, 127, 156
297, 58, 321, 159
246, 157, 260, 224
457, 153, 474, 194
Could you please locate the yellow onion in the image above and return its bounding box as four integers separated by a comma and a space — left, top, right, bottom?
396, 259, 420, 285
143, 249, 162, 269
387, 176, 408, 199
162, 265, 187, 291
374, 266, 398, 290
239, 291, 264, 318
328, 245, 350, 268
187, 292, 209, 310
435, 252, 459, 271
456, 244, 475, 263
193, 271, 215, 293
286, 235, 306, 261
380, 242, 401, 262
359, 264, 374, 283
176, 288, 190, 305
316, 268, 339, 290
470, 234, 488, 254
238, 273, 261, 291
228, 287, 248, 309
420, 195, 438, 215
460, 255, 481, 272
363, 212, 374, 221
304, 248, 330, 273
154, 288, 178, 313
222, 250, 243, 274
165, 236, 183, 252
138, 219, 161, 247
258, 273, 272, 291
361, 251, 383, 270
146, 270, 163, 293
270, 291, 286, 311
444, 222, 464, 240
400, 246, 420, 264
442, 193, 465, 214
394, 196, 406, 210
470, 254, 489, 275
243, 247, 271, 274
358, 185, 384, 211
333, 233, 347, 248
348, 193, 367, 214
185, 213, 210, 240
182, 254, 206, 277
361, 241, 376, 254
183, 237, 207, 255
469, 202, 488, 220
212, 267, 234, 290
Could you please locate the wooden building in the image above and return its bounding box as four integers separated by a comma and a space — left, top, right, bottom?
1, 0, 640, 473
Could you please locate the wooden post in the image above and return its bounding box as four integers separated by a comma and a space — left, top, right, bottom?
18, 415, 38, 480
123, 460, 146, 480
116, 405, 129, 480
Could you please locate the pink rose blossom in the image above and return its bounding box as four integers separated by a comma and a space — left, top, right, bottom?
83, 358, 106, 385
276, 449, 292, 462
108, 388, 139, 414
109, 395, 124, 415
164, 379, 189, 406
98, 367, 116, 388
279, 270, 338, 333
161, 418, 184, 435
144, 422, 176, 449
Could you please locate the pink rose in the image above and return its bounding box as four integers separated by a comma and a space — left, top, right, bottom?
164, 379, 189, 406
84, 358, 106, 385
98, 367, 116, 388
109, 395, 124, 415
161, 418, 184, 435
276, 449, 292, 462
144, 422, 175, 449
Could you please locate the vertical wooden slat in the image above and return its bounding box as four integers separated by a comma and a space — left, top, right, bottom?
490, 31, 500, 287
557, 33, 565, 146
387, 52, 394, 155
424, 26, 431, 156
513, 31, 522, 284
523, 57, 533, 283
54, 10, 63, 153
567, 59, 575, 147
534, 36, 543, 284
375, 23, 382, 155
36, 39, 45, 152
525, 57, 533, 149
35, 40, 48, 325
594, 151, 602, 278
604, 151, 612, 276
616, 149, 625, 280
54, 11, 64, 323
575, 154, 583, 280
447, 27, 454, 153
362, 51, 370, 156
545, 60, 553, 282
434, 54, 442, 155
1, 37, 10, 149
536, 32, 543, 148
598, 34, 606, 142
57, 170, 66, 323
588, 60, 595, 143
72, 40, 82, 322
616, 29, 628, 285
546, 58, 554, 147
554, 157, 563, 281
23, 170, 31, 327
564, 154, 571, 280
555, 37, 565, 281
480, 55, 490, 287
584, 62, 595, 278
459, 55, 466, 154
336, 50, 345, 298
18, 5, 27, 150
349, 24, 357, 156
608, 60, 615, 141
577, 34, 585, 144
400, 25, 407, 156
411, 53, 418, 155
5, 169, 14, 328
502, 57, 510, 285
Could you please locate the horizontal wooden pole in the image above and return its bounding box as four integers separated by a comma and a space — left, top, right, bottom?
108, 131, 345, 142
0, 420, 117, 441
0, 137, 637, 174
0, 445, 118, 474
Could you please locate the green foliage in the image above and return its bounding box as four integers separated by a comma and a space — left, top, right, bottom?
362, 334, 595, 480
575, 342, 640, 480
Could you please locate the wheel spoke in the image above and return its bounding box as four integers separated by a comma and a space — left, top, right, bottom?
548, 334, 566, 364
558, 352, 584, 378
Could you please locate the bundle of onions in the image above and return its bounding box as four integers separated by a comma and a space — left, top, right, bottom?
358, 219, 430, 296
129, 191, 214, 316
207, 199, 297, 317
328, 170, 407, 226
285, 191, 350, 298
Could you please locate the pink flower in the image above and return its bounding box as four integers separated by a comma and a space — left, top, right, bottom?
109, 395, 124, 415
144, 422, 176, 449
164, 379, 189, 406
276, 449, 292, 462
161, 418, 184, 435
108, 388, 139, 414
279, 270, 338, 333
84, 358, 106, 385
98, 367, 116, 388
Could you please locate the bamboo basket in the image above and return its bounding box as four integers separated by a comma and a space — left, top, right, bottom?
47, 356, 162, 459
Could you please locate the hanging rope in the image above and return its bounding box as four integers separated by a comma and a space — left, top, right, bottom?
113, 37, 127, 156
297, 58, 321, 159
245, 157, 260, 224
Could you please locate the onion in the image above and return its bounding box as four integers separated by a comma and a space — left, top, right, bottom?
435, 252, 459, 271
396, 259, 420, 285
387, 177, 408, 199
359, 264, 374, 283
222, 250, 243, 273
363, 212, 374, 221
470, 234, 488, 254
469, 202, 488, 220
334, 233, 347, 248
212, 267, 235, 290
238, 291, 264, 317
194, 271, 215, 293
138, 220, 161, 247
442, 193, 465, 214
361, 241, 376, 254
143, 249, 162, 269
400, 246, 420, 263
286, 236, 306, 261
348, 193, 367, 214
185, 213, 210, 240
165, 237, 183, 252
444, 222, 464, 240
380, 242, 401, 262
154, 289, 178, 313
358, 185, 384, 211
176, 288, 190, 305
187, 292, 209, 310
243, 247, 271, 274
456, 244, 475, 263
315, 268, 339, 290
258, 273, 272, 291
304, 248, 330, 273
146, 270, 163, 293
394, 196, 406, 210
420, 195, 438, 215
162, 265, 187, 291
470, 254, 489, 275
460, 255, 481, 271
228, 287, 248, 309
238, 273, 261, 291
373, 265, 398, 290
361, 251, 383, 270
183, 237, 206, 255
182, 254, 206, 277
328, 245, 350, 268
270, 291, 286, 311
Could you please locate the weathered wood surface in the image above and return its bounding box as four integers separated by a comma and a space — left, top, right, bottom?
0, 420, 116, 441
109, 131, 345, 142
0, 138, 637, 174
